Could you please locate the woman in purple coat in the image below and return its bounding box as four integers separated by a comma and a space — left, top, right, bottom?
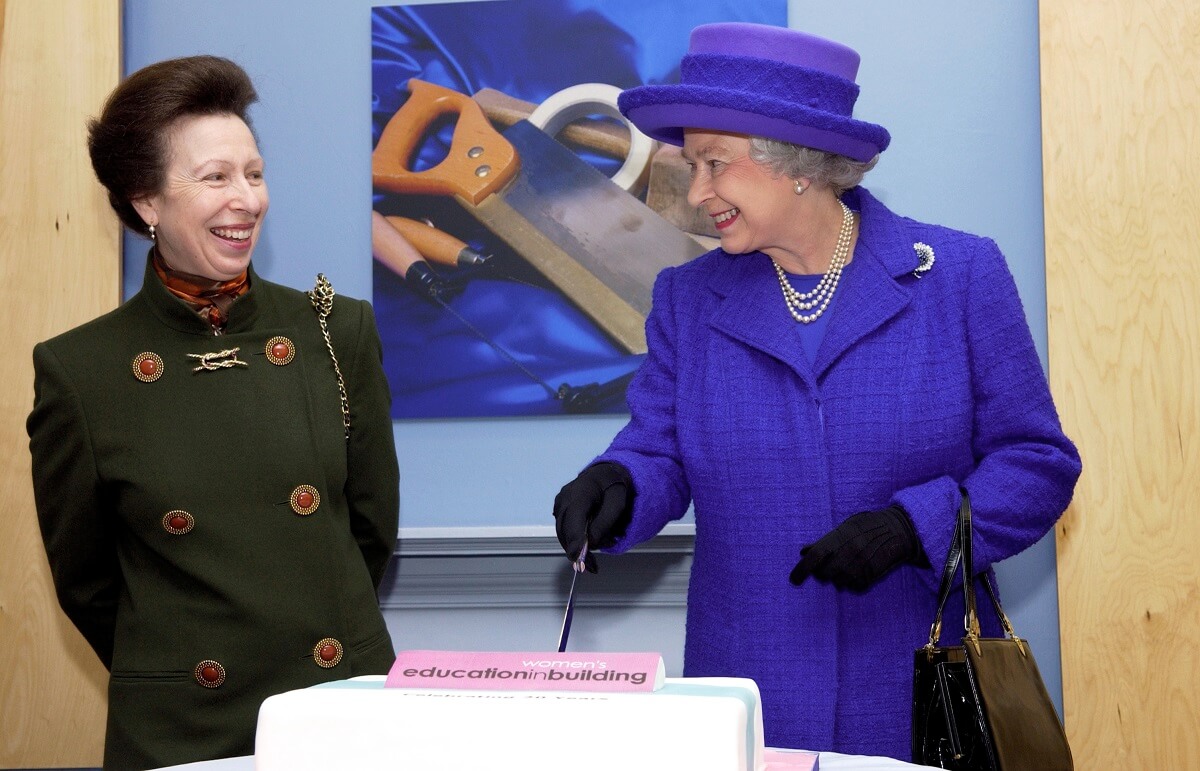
552, 22, 1081, 762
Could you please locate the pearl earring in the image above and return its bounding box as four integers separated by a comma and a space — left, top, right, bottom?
794, 181, 806, 195
148, 224, 157, 241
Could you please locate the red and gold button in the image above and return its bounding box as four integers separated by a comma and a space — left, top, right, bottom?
131, 352, 164, 383
194, 660, 226, 688
313, 638, 343, 669
264, 336, 295, 366
290, 485, 320, 516
162, 510, 195, 535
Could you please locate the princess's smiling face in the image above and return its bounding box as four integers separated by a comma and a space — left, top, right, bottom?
132, 113, 269, 280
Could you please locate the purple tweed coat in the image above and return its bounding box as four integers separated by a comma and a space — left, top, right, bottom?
594, 187, 1081, 761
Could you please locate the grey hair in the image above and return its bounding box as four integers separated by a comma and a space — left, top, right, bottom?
747, 136, 878, 195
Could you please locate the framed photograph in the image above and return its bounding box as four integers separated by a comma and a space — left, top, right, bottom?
370, 0, 785, 418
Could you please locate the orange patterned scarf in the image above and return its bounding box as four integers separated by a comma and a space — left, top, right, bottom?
152, 249, 250, 331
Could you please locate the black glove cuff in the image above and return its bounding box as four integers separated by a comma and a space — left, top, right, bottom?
884, 504, 927, 567
586, 461, 634, 494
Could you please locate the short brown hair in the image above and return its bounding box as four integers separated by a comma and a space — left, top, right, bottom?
87, 55, 258, 236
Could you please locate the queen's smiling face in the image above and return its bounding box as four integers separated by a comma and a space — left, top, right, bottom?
132, 113, 268, 281
681, 128, 796, 260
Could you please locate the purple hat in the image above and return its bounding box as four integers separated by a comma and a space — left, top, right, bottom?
618, 23, 889, 162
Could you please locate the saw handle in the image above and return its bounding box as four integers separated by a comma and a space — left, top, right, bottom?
372, 79, 519, 205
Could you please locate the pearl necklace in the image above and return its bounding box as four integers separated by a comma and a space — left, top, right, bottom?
771, 200, 854, 324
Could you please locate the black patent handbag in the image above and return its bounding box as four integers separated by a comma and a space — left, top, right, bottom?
911, 491, 1073, 770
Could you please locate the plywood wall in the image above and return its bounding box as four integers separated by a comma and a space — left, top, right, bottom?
0, 1, 120, 766
1041, 1, 1200, 767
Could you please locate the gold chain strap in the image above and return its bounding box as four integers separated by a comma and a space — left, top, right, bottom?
308, 274, 351, 440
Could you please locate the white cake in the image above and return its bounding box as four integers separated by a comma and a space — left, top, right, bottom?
255, 674, 766, 770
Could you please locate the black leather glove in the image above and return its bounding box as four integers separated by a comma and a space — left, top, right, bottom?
552, 462, 634, 573
789, 505, 926, 591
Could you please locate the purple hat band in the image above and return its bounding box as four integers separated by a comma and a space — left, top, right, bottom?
618, 25, 890, 162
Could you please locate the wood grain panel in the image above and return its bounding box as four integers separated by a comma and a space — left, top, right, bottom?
0, 1, 120, 766
1041, 1, 1200, 767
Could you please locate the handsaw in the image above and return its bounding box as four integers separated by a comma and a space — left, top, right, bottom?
372, 79, 707, 354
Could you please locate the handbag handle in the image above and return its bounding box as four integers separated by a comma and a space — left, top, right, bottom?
924, 489, 1026, 656
923, 497, 965, 650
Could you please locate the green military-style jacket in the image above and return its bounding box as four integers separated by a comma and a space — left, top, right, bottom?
28, 257, 400, 770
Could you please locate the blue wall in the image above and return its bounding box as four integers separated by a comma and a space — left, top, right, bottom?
123, 0, 1062, 711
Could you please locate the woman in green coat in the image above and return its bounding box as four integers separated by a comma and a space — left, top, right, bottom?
27, 56, 400, 770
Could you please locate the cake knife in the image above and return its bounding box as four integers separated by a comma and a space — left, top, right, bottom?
556, 544, 587, 652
